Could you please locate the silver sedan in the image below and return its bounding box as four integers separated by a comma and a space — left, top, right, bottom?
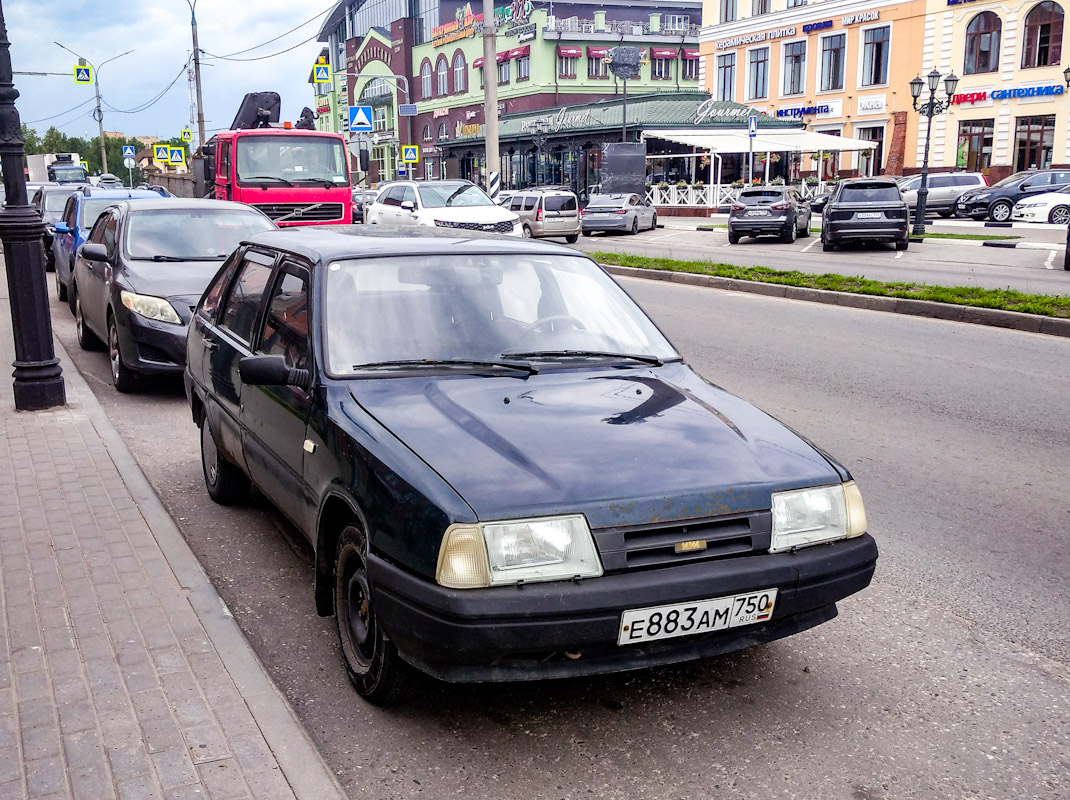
581, 193, 657, 236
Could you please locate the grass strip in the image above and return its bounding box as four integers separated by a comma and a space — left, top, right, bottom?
695, 224, 1018, 240
591, 251, 1070, 318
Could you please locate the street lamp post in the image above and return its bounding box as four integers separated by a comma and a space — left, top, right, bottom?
0, 2, 65, 410
909, 68, 959, 237
54, 42, 132, 175
529, 119, 549, 186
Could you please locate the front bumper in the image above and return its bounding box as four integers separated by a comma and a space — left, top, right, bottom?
369, 533, 878, 683
1011, 207, 1044, 222
117, 308, 189, 376
956, 199, 990, 218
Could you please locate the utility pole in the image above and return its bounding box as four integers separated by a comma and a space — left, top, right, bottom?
480, 0, 499, 199
54, 42, 132, 175
187, 0, 206, 147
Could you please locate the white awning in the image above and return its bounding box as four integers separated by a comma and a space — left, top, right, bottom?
646, 128, 877, 154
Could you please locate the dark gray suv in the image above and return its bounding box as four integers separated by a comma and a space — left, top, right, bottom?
821, 178, 909, 252
728, 187, 811, 244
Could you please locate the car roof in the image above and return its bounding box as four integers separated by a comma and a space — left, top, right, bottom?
243, 226, 583, 264
110, 198, 265, 213
837, 177, 898, 185
79, 189, 165, 201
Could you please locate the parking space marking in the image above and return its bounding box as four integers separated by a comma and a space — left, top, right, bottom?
895, 251, 904, 259
1044, 251, 1055, 270
801, 239, 819, 253
646, 232, 687, 242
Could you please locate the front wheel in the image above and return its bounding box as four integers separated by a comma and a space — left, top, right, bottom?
988, 201, 1012, 222
1048, 205, 1070, 226
650, 213, 657, 231
200, 415, 250, 505
937, 209, 954, 218
335, 525, 413, 705
565, 233, 579, 244
108, 315, 139, 393
630, 218, 639, 235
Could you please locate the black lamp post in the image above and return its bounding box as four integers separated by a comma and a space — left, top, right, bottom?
0, 1, 65, 410
1064, 65, 1070, 88
909, 68, 959, 236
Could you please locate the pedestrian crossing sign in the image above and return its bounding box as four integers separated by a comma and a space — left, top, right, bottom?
80, 160, 89, 173
73, 65, 92, 84
181, 129, 193, 142
122, 145, 135, 159
401, 145, 419, 163
153, 145, 170, 165
168, 147, 186, 167
313, 64, 331, 83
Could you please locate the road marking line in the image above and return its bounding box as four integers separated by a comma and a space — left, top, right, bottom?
895, 251, 904, 259
722, 243, 732, 247
801, 239, 818, 252
646, 232, 686, 242
1044, 251, 1055, 270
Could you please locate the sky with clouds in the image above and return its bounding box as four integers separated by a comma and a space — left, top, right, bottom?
8, 0, 336, 145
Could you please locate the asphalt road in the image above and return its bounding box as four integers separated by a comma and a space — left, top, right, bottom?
570, 223, 1069, 295
46, 273, 1069, 800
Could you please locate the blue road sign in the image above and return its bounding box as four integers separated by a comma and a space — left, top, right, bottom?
748, 115, 758, 138
349, 106, 373, 132
168, 147, 186, 166
398, 104, 418, 117
398, 164, 407, 177
74, 66, 92, 84
313, 64, 331, 83
122, 145, 136, 159
401, 145, 419, 163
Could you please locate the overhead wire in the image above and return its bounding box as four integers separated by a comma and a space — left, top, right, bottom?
25, 97, 96, 125
102, 57, 191, 114
211, 1, 337, 58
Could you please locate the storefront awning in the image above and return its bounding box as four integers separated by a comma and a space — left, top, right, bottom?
508, 45, 530, 59
587, 46, 611, 58
473, 57, 483, 68
648, 127, 877, 154
650, 47, 679, 59
496, 51, 510, 64
557, 45, 582, 57
682, 49, 700, 59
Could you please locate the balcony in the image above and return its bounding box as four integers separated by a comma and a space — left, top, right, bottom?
545, 17, 701, 38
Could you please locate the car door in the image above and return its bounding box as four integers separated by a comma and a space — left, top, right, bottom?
203, 248, 277, 472
398, 185, 418, 226
54, 196, 78, 279
1017, 173, 1052, 201
80, 210, 118, 339
241, 261, 314, 528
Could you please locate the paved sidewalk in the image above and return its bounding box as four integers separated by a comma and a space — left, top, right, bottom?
0, 274, 346, 798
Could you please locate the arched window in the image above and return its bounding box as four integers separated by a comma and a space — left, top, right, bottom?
422, 124, 432, 142
453, 51, 467, 93
1021, 1, 1063, 68
437, 122, 449, 141
437, 56, 449, 96
964, 11, 1001, 73
420, 60, 433, 98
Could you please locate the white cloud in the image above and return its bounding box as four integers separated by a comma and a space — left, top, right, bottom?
9, 0, 334, 145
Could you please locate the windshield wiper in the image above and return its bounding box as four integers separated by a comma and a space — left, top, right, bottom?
501, 350, 664, 366
293, 178, 336, 189
244, 175, 295, 187
148, 254, 225, 261
352, 358, 537, 375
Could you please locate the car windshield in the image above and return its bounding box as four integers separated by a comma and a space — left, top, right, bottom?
52, 167, 85, 182
418, 183, 494, 208
990, 171, 1032, 188
125, 208, 275, 260
586, 196, 627, 209
236, 134, 349, 184
839, 184, 900, 202
43, 191, 75, 213
80, 199, 119, 226
324, 253, 679, 374
738, 191, 785, 204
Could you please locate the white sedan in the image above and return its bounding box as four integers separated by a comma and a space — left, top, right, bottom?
365, 179, 521, 235
1012, 186, 1070, 225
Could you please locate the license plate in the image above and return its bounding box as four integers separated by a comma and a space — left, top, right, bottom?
856, 212, 882, 219
618, 588, 777, 645
746, 209, 768, 216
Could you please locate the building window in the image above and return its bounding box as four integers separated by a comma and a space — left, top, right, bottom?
787, 0, 807, 5
373, 106, 387, 131
422, 124, 432, 143
861, 26, 890, 86
752, 0, 770, 14
420, 61, 432, 99
716, 54, 735, 100
454, 52, 467, 92
558, 55, 577, 77
652, 57, 673, 80
424, 159, 434, 180
437, 122, 449, 142
517, 55, 530, 81
663, 14, 690, 31
588, 56, 608, 78
820, 33, 845, 91
497, 59, 510, 84
682, 57, 699, 81
748, 47, 769, 99
437, 57, 449, 95
1014, 114, 1056, 170
783, 41, 806, 95
1021, 1, 1063, 68
373, 146, 387, 178
964, 12, 1001, 74
855, 126, 885, 175
719, 0, 737, 24
957, 118, 994, 171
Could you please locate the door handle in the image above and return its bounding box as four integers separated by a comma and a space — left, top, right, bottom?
203, 339, 218, 350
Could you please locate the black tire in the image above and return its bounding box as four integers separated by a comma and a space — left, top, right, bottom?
74, 291, 102, 351
821, 233, 835, 252
630, 218, 639, 235
200, 414, 250, 505
727, 231, 740, 245
44, 245, 55, 273
895, 239, 909, 251
522, 225, 533, 238
781, 222, 797, 244
650, 213, 657, 231
937, 209, 954, 218
988, 200, 1012, 222
581, 230, 591, 237
1047, 205, 1070, 226
565, 234, 579, 244
56, 266, 68, 302
335, 524, 413, 705
798, 218, 811, 237
107, 314, 139, 393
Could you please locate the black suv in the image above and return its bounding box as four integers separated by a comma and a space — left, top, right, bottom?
728, 186, 811, 244
821, 178, 909, 252
956, 169, 1070, 222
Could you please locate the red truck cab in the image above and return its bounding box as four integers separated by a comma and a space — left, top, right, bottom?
207, 127, 351, 226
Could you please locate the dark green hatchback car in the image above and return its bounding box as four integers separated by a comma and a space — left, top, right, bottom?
185, 228, 878, 704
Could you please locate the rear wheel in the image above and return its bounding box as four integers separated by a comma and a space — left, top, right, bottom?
522, 225, 533, 238
1048, 205, 1070, 226
75, 292, 102, 351
200, 414, 250, 505
988, 200, 1012, 222
727, 231, 740, 245
565, 234, 579, 244
781, 222, 797, 244
581, 230, 591, 237
56, 265, 68, 302
108, 314, 139, 394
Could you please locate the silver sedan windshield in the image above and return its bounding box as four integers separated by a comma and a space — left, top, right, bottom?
324, 254, 679, 374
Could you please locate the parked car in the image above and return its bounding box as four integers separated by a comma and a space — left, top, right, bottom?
184, 227, 878, 705
1011, 185, 1070, 225
728, 186, 811, 244
365, 179, 520, 235
71, 198, 275, 392
350, 188, 378, 223
821, 178, 909, 252
31, 184, 82, 272
52, 185, 171, 303
956, 169, 1070, 222
507, 187, 581, 242
896, 172, 987, 217
496, 190, 515, 207
808, 186, 835, 215
580, 193, 657, 236
96, 173, 124, 189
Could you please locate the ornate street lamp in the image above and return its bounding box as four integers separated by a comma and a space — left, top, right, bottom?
1064, 65, 1070, 88
909, 69, 959, 236
529, 119, 549, 186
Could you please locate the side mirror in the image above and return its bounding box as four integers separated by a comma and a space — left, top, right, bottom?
54, 222, 70, 234
359, 150, 370, 172
81, 243, 109, 262
400, 200, 415, 212
239, 354, 310, 390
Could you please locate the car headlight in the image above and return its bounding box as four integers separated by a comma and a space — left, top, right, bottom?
769, 481, 867, 554
1019, 202, 1039, 209
436, 514, 603, 588
120, 290, 182, 324
973, 193, 990, 201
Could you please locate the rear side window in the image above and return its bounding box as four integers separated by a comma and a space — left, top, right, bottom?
840, 184, 900, 202
522, 196, 537, 211
218, 252, 275, 344
545, 195, 577, 212
930, 176, 956, 188
510, 196, 523, 211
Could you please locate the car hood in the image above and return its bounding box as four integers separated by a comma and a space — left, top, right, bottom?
348, 362, 843, 528
421, 205, 518, 224
121, 260, 223, 312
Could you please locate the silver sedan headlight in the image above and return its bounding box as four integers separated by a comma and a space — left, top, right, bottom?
120, 290, 182, 324
769, 481, 867, 553
436, 514, 603, 588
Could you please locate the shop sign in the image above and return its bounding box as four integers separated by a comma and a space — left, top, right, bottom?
509, 23, 538, 42
841, 11, 879, 25
951, 84, 1064, 104
433, 108, 450, 118
716, 27, 796, 51
946, 0, 981, 5
694, 99, 758, 123
466, 110, 479, 120
432, 3, 483, 47
519, 108, 595, 132
776, 105, 830, 118
460, 123, 484, 136
802, 20, 833, 34
857, 95, 885, 113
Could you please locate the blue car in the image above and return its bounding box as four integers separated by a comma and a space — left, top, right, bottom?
52, 186, 169, 304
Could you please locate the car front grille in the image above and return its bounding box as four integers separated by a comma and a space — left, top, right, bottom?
434, 219, 515, 233
252, 202, 345, 222
593, 512, 772, 573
